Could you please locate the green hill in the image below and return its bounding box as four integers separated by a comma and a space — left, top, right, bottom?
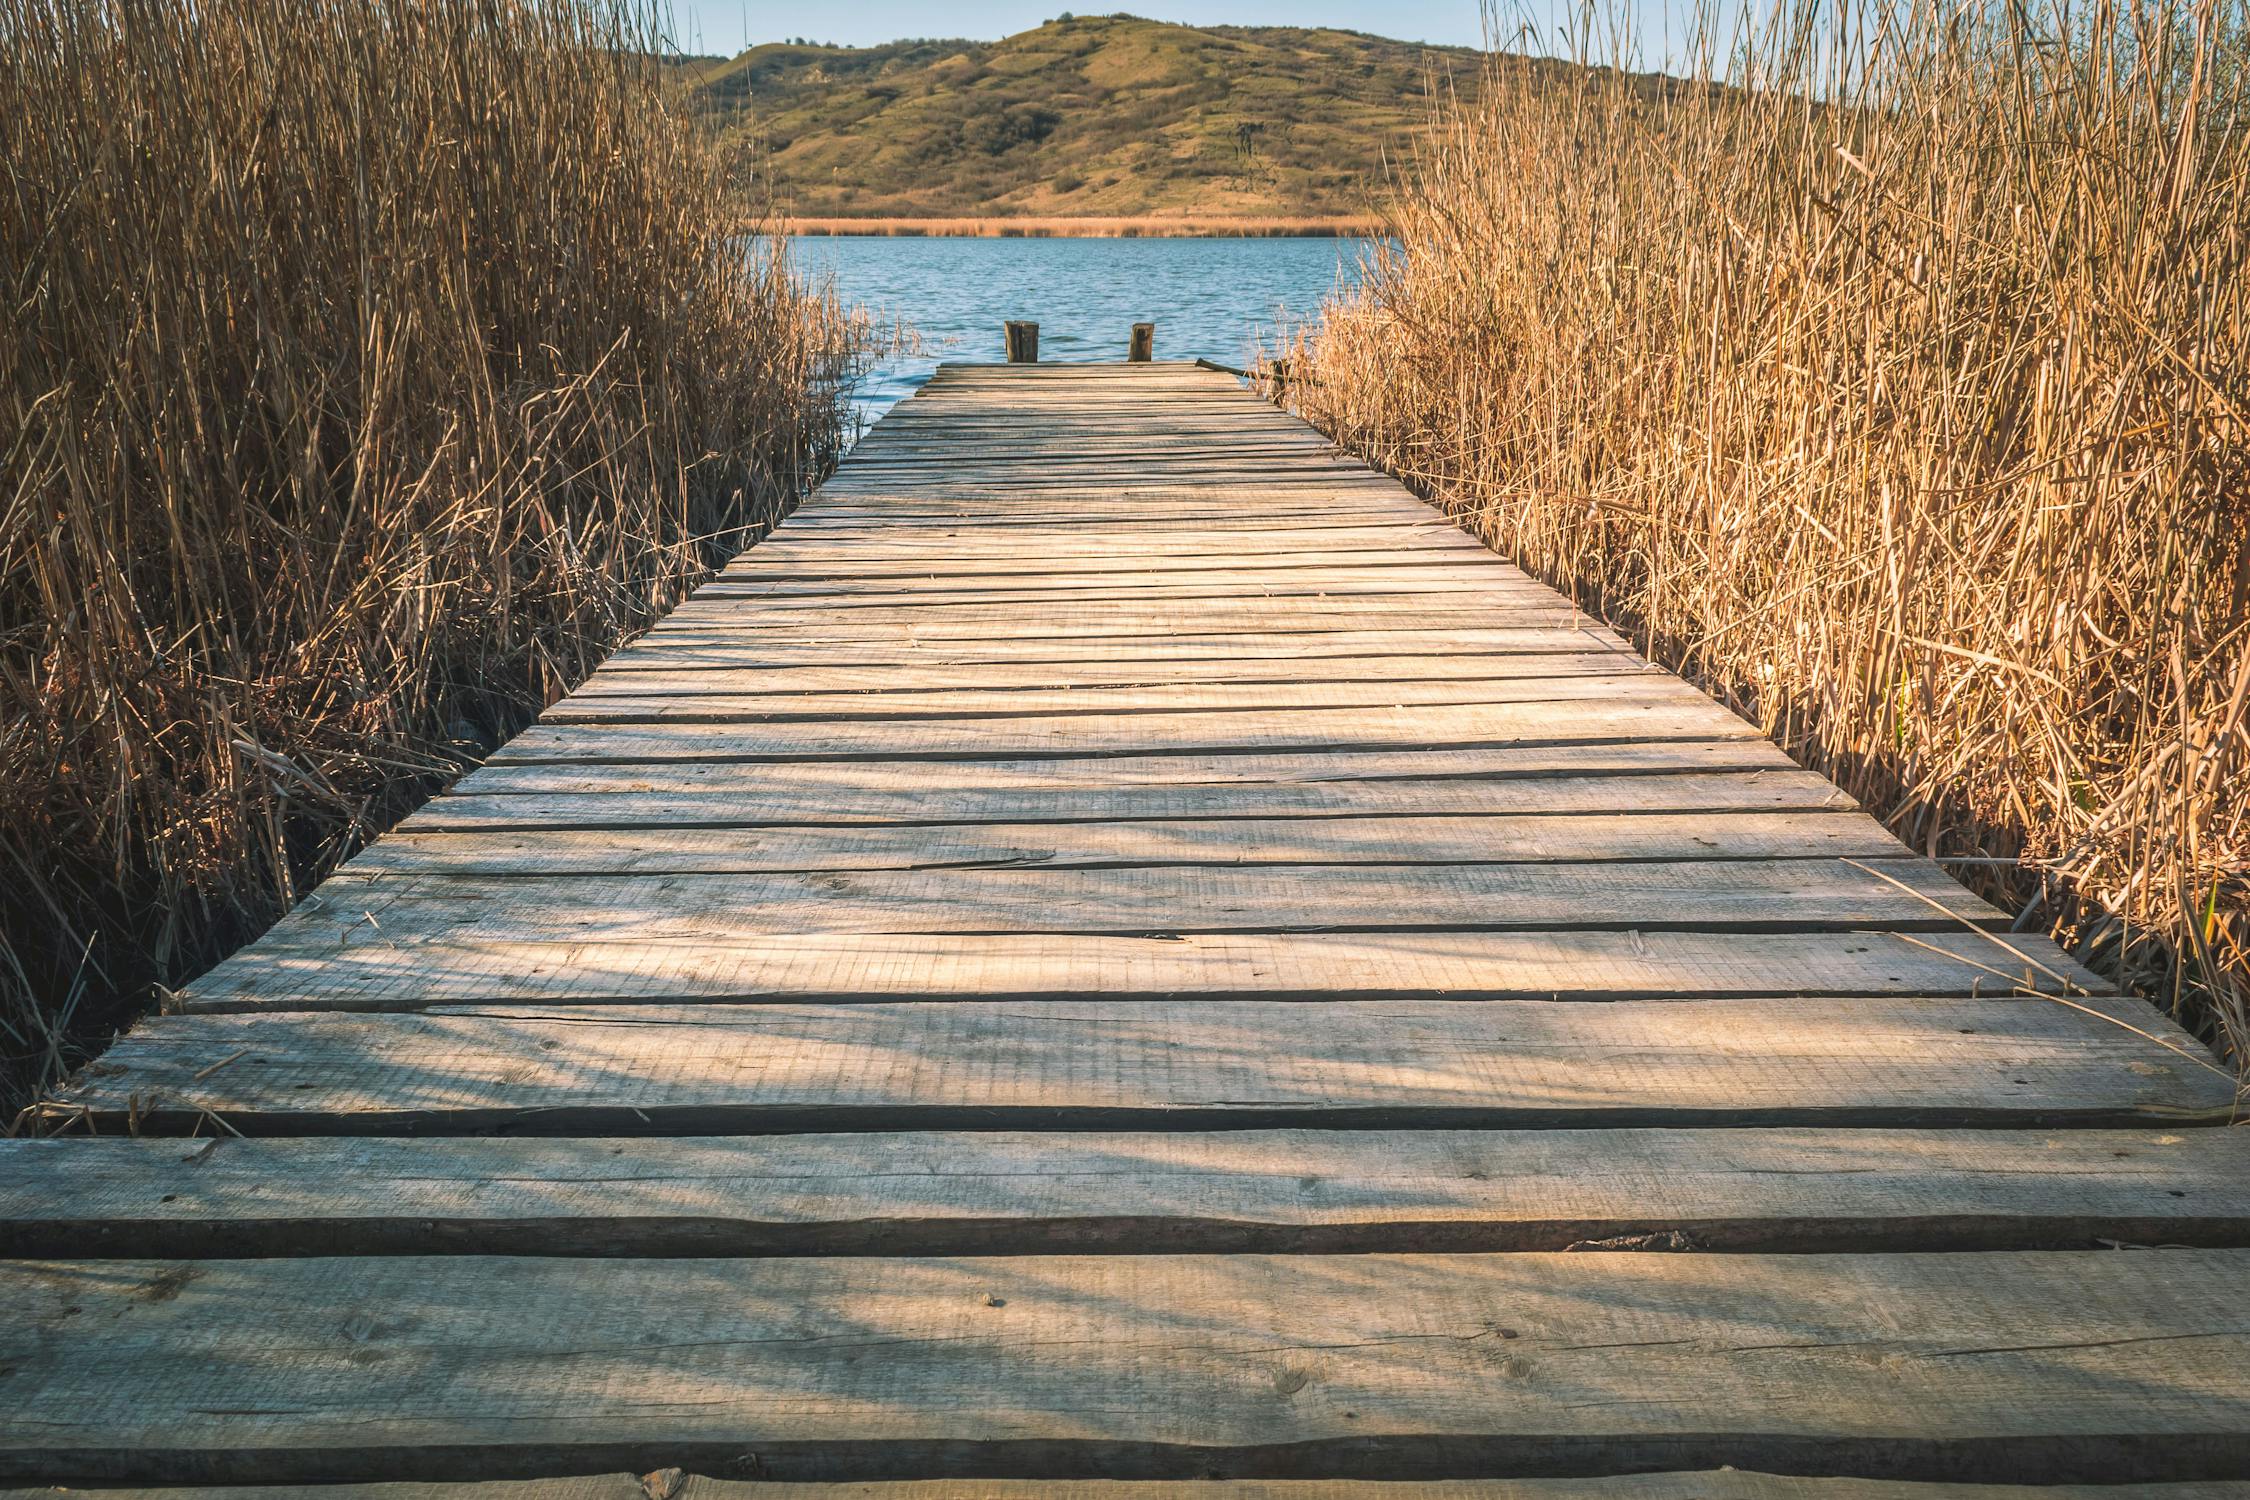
680, 15, 1483, 221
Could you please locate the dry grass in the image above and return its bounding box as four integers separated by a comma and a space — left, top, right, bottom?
1282, 0, 2250, 1061
787, 216, 1382, 238
0, 0, 861, 1107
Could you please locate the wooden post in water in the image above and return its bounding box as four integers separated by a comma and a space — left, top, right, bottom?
1004, 321, 1038, 363
1128, 322, 1155, 362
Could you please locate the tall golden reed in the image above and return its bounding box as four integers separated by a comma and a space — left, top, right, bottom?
0, 0, 859, 1104
1286, 0, 2250, 1060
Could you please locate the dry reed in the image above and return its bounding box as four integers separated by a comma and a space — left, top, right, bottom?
0, 0, 861, 1106
1283, 0, 2250, 1061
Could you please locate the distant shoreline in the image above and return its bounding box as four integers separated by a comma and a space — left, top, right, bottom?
785, 216, 1383, 239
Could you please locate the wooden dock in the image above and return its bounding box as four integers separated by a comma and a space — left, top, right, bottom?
5, 361, 2248, 1495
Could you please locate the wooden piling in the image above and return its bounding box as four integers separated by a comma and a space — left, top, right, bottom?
1128, 322, 1155, 361
1004, 320, 1038, 363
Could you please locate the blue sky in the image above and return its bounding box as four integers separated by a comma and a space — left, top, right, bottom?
662, 2, 1493, 54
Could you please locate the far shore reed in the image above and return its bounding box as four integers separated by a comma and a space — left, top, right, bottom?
0, 0, 861, 1109
1285, 0, 2249, 1064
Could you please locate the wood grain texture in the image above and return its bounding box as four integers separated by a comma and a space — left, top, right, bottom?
30, 995, 2224, 1135
348, 811, 1904, 875
10, 1480, 2250, 1500
412, 769, 1855, 832
737, 523, 1493, 557
570, 652, 1642, 693
485, 701, 1765, 764
163, 927, 2108, 1014
444, 744, 1811, 803
4, 1126, 2244, 1258
592, 627, 1637, 667
0, 1483, 648, 1500
532, 675, 1702, 726
696, 562, 1553, 594
691, 1480, 2250, 1500
646, 601, 1621, 632
260, 857, 2010, 941
5, 1250, 2249, 1484
716, 541, 1499, 573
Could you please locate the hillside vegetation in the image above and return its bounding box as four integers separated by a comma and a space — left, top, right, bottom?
681, 15, 1481, 221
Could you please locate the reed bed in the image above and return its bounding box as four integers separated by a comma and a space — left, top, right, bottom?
1283, 0, 2250, 1062
0, 0, 860, 1107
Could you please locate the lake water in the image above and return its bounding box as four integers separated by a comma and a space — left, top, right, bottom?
792, 236, 1374, 430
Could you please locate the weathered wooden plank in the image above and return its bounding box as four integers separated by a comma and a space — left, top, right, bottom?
866, 421, 1312, 430
657, 575, 1557, 602
851, 416, 1323, 432
734, 528, 1490, 563
534, 674, 1707, 725
836, 453, 1351, 469
446, 743, 1807, 797
572, 652, 1640, 695
841, 436, 1341, 454
828, 435, 1349, 449
863, 427, 1321, 438
864, 407, 1298, 420
276, 858, 2002, 940
657, 596, 1579, 625
812, 470, 1392, 493
833, 435, 1356, 454
843, 440, 1343, 452
10, 1480, 2250, 1500
861, 405, 1262, 416
727, 546, 1496, 572
842, 450, 1359, 465
866, 401, 1287, 411
846, 450, 1374, 462
6, 1249, 2249, 1484
857, 414, 1315, 428
167, 928, 2108, 1013
823, 439, 1360, 452
485, 701, 1764, 764
839, 446, 1342, 468
772, 503, 1448, 528
33, 995, 2220, 1134
352, 811, 1901, 875
791, 493, 1410, 512
809, 472, 1388, 488
679, 1480, 2250, 1500
706, 553, 1516, 578
713, 553, 1510, 583
854, 410, 1303, 421
0, 1483, 646, 1500
595, 627, 1636, 666
682, 583, 1562, 616
5, 1127, 2244, 1259
807, 463, 1384, 479
420, 764, 1850, 829
699, 564, 1549, 596
638, 607, 1617, 639
750, 515, 1478, 543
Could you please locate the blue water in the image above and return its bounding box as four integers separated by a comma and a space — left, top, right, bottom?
792, 235, 1374, 430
